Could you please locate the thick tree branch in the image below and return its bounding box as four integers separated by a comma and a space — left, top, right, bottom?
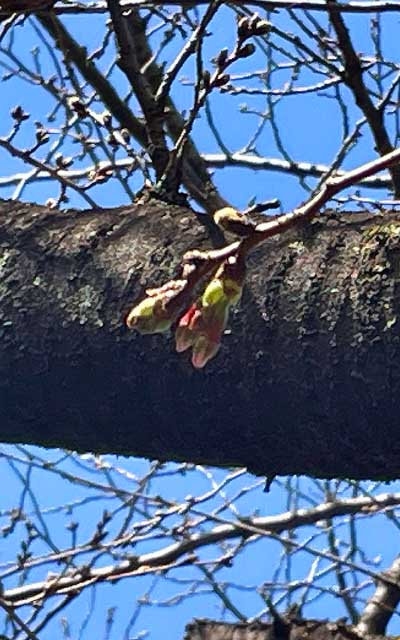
107, 0, 169, 180
183, 618, 390, 640
356, 556, 400, 636
1, 195, 400, 479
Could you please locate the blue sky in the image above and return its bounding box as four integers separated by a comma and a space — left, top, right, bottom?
0, 4, 400, 639
2, 446, 400, 639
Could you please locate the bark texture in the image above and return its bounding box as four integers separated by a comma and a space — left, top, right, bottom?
1, 198, 400, 479
183, 618, 390, 640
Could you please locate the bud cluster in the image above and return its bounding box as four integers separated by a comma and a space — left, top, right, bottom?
208, 14, 271, 97
176, 268, 243, 368
126, 258, 245, 369
237, 15, 271, 40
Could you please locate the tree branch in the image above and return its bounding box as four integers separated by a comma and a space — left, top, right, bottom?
8, 1, 400, 16
0, 153, 394, 191
1, 192, 400, 478
356, 556, 400, 636
327, 0, 400, 196
3, 491, 400, 606
116, 8, 229, 211
183, 618, 389, 640
37, 11, 228, 211
107, 0, 169, 180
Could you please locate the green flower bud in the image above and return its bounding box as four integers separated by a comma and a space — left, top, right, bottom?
175, 326, 196, 353
192, 335, 220, 369
126, 296, 172, 334
202, 278, 226, 307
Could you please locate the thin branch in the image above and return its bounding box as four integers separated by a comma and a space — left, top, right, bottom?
158, 0, 224, 193
0, 152, 394, 191
12, 1, 400, 16
202, 153, 393, 188
251, 147, 400, 242
3, 491, 400, 606
155, 20, 201, 108
117, 8, 229, 211
37, 10, 228, 212
0, 136, 98, 208
0, 597, 40, 640
327, 0, 400, 196
37, 13, 148, 145
325, 517, 359, 624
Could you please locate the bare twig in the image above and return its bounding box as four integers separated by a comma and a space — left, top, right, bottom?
250, 147, 400, 243
0, 153, 394, 191
37, 10, 228, 211
327, 0, 400, 196
202, 153, 393, 188
158, 0, 224, 194
0, 136, 98, 207
37, 13, 148, 145
3, 491, 400, 606
0, 597, 40, 640
11, 0, 400, 16
113, 8, 230, 211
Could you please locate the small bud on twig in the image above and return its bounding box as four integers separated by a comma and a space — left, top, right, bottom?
11, 106, 30, 122
67, 96, 87, 118
237, 43, 256, 59
215, 48, 229, 68
237, 17, 250, 39
202, 70, 211, 91
214, 73, 230, 87
253, 20, 271, 36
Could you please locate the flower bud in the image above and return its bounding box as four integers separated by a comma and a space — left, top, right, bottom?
216, 48, 229, 68
126, 296, 173, 334
254, 20, 271, 36
202, 275, 242, 307
237, 17, 250, 39
126, 279, 188, 335
192, 335, 220, 369
202, 70, 211, 91
175, 326, 195, 353
175, 271, 242, 368
237, 43, 256, 59
213, 207, 257, 239
202, 278, 225, 307
175, 304, 202, 352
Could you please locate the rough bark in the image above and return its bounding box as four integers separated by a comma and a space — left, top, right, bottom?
1, 197, 400, 479
183, 618, 390, 640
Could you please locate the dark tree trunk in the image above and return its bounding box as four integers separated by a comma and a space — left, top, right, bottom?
1, 198, 400, 479
183, 618, 390, 640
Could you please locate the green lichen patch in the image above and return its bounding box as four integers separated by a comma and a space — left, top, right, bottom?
66, 283, 105, 328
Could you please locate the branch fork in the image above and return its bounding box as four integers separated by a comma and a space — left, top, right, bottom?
126, 146, 400, 368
